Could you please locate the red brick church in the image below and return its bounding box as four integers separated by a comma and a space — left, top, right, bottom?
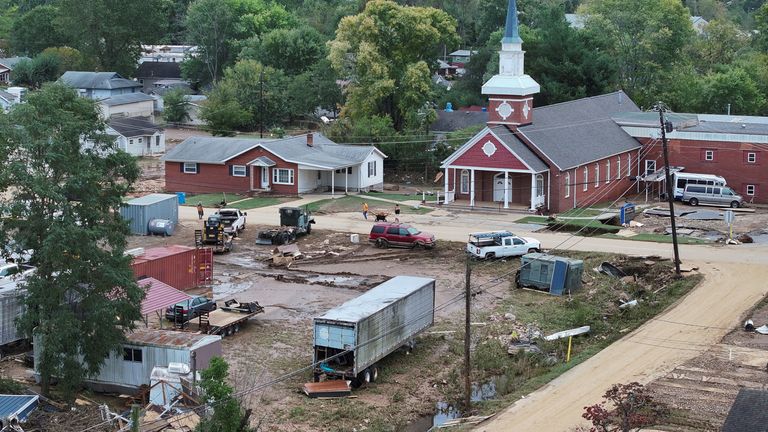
441, 0, 768, 212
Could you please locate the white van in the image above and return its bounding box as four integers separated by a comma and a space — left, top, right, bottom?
673, 172, 727, 200
682, 184, 744, 208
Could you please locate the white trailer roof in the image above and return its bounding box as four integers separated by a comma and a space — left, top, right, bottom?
317, 276, 435, 324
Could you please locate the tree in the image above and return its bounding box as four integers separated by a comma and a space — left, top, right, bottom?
698, 66, 766, 115
240, 25, 327, 76
10, 54, 60, 88
582, 382, 668, 432
580, 0, 695, 107
754, 2, 768, 51
163, 88, 191, 123
328, 0, 459, 131
10, 5, 67, 56
41, 46, 95, 75
57, 0, 166, 76
196, 357, 253, 432
0, 83, 143, 401
200, 83, 252, 136
694, 19, 749, 70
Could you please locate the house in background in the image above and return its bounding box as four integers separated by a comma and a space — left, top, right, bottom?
0, 57, 29, 83
98, 93, 156, 120
162, 133, 386, 195
59, 71, 142, 99
107, 116, 165, 156
140, 45, 197, 64
0, 90, 16, 111
135, 62, 189, 94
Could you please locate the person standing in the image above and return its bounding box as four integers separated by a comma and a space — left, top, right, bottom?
394, 204, 400, 222
197, 202, 204, 220
362, 202, 369, 220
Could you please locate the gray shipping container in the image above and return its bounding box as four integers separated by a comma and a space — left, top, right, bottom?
120, 194, 179, 235
517, 253, 584, 295
313, 276, 435, 382
0, 283, 25, 347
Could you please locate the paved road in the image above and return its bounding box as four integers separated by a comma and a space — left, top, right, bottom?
185, 195, 768, 430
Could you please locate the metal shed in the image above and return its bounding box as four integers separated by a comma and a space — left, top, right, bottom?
131, 245, 213, 291
120, 194, 179, 235
0, 395, 39, 425
0, 282, 25, 347
34, 328, 221, 394
517, 253, 584, 295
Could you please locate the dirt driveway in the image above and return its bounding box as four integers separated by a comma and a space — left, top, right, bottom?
476, 262, 768, 432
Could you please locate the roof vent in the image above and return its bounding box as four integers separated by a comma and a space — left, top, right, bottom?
307, 133, 314, 147
742, 124, 746, 129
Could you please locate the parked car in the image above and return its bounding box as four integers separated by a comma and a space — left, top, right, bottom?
216, 208, 247, 235
682, 184, 744, 208
165, 296, 217, 321
368, 223, 436, 249
466, 231, 541, 259
0, 263, 35, 285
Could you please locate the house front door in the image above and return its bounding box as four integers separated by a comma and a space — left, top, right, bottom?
261, 167, 270, 189
493, 174, 512, 202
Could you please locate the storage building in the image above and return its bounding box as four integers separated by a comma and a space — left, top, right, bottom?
34, 329, 221, 394
130, 246, 212, 291
0, 282, 25, 347
517, 253, 584, 296
120, 194, 178, 235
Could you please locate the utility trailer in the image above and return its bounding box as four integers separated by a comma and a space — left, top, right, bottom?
0, 282, 26, 353
312, 276, 435, 387
179, 299, 264, 337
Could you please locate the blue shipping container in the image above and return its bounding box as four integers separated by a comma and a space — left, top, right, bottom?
120, 194, 179, 235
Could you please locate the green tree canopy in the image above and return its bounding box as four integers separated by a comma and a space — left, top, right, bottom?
163, 88, 191, 123
196, 357, 253, 432
328, 0, 459, 131
10, 5, 67, 56
10, 52, 60, 88
41, 46, 95, 75
698, 66, 766, 115
240, 25, 327, 76
57, 0, 166, 76
0, 83, 143, 401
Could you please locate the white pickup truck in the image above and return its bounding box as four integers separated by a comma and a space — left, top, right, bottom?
216, 208, 247, 235
466, 231, 541, 259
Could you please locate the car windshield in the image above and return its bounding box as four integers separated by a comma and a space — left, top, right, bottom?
407, 227, 420, 235
722, 188, 734, 196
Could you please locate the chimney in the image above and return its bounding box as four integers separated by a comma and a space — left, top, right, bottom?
306, 133, 314, 147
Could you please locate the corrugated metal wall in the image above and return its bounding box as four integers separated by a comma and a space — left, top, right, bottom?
0, 291, 24, 346
120, 195, 179, 235
89, 343, 190, 390
354, 280, 435, 374
131, 247, 197, 291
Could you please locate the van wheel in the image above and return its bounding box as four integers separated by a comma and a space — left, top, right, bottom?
730, 201, 740, 208
689, 198, 698, 206
485, 252, 495, 259
527, 248, 538, 254
371, 366, 379, 383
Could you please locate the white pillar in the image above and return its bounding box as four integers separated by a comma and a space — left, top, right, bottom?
345, 168, 348, 194
503, 171, 509, 209
331, 170, 335, 197
470, 169, 475, 207
530, 173, 536, 211
444, 168, 449, 194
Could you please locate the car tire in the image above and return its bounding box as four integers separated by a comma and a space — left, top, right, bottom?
363, 369, 372, 384
528, 248, 538, 254
371, 365, 379, 383
377, 238, 389, 249
689, 198, 698, 206
485, 252, 495, 259
730, 201, 740, 208
306, 224, 312, 235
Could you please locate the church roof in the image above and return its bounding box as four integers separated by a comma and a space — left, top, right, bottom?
518, 91, 641, 171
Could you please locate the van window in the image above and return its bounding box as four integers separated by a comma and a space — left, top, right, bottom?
712, 187, 720, 194
687, 185, 705, 193
371, 226, 385, 234
386, 227, 399, 235
677, 179, 686, 188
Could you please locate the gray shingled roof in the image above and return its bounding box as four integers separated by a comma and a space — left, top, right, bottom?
431, 110, 488, 132
613, 112, 768, 136
722, 389, 768, 432
0, 90, 14, 103
59, 71, 141, 90
162, 133, 383, 169
100, 93, 155, 106
108, 116, 162, 137
0, 57, 30, 69
518, 91, 641, 171
489, 125, 548, 172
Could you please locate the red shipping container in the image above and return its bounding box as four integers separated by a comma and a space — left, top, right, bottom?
131, 245, 213, 291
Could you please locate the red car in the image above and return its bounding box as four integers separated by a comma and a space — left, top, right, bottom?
369, 223, 436, 249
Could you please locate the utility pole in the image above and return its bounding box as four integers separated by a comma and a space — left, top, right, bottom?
130, 405, 140, 432
259, 70, 264, 139
464, 256, 472, 412
656, 102, 681, 276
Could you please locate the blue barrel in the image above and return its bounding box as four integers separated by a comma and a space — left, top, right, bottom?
148, 219, 175, 236
176, 192, 186, 205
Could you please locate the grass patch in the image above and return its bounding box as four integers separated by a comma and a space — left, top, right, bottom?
184, 193, 245, 207
307, 195, 433, 215
558, 207, 608, 218
600, 233, 712, 245
226, 197, 288, 210
546, 218, 621, 234
515, 216, 548, 224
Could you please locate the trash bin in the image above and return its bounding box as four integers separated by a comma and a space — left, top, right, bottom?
176, 192, 186, 205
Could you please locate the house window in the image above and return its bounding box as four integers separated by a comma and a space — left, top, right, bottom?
535, 174, 544, 197
616, 157, 621, 180
746, 185, 756, 196
460, 170, 469, 194
594, 163, 600, 187
123, 348, 142, 363
605, 161, 610, 184
704, 150, 714, 161
644, 160, 656, 176
232, 165, 246, 177
583, 167, 588, 192
627, 154, 632, 177
347, 167, 352, 175
273, 168, 294, 185
183, 162, 197, 174
747, 152, 757, 163
564, 173, 570, 198
155, 136, 160, 146
129, 139, 134, 146
367, 161, 377, 177
137, 138, 143, 143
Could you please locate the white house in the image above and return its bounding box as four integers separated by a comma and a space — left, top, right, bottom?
108, 116, 165, 156
59, 71, 142, 100
98, 93, 156, 120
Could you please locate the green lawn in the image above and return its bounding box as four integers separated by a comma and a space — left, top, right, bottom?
307, 195, 433, 215
515, 216, 620, 234
184, 193, 245, 207
361, 192, 434, 202
515, 216, 549, 224
227, 197, 289, 210
600, 233, 712, 244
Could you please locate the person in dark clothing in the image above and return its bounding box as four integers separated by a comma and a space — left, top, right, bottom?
197, 202, 204, 220
394, 204, 400, 222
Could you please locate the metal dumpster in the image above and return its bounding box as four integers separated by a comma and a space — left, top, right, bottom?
516, 253, 583, 295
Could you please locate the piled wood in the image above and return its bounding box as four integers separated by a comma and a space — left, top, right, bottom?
302, 380, 351, 398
